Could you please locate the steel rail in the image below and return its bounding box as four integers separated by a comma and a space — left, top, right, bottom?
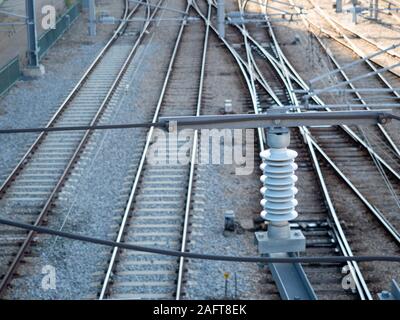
303, 13, 400, 105
285, 0, 400, 245
229, 4, 400, 199
210, 0, 400, 181
239, 0, 318, 300
308, 30, 400, 158
316, 2, 400, 62
193, 0, 267, 149
98, 1, 191, 300
196, 0, 371, 299
267, 3, 373, 299
312, 6, 400, 104
285, 0, 400, 233
233, 14, 400, 171
236, 3, 400, 269
283, 1, 400, 172
0, 1, 132, 196
256, 0, 400, 183
264, 8, 371, 300
197, 0, 284, 109
307, 0, 400, 99
226, 12, 400, 180
382, 0, 400, 24
309, 43, 400, 85
175, 0, 211, 300
0, 0, 153, 296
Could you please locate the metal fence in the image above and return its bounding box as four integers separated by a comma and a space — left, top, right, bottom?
38, 3, 81, 59
0, 57, 20, 97
0, 2, 81, 96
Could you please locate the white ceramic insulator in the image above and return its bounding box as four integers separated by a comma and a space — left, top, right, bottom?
259, 148, 298, 222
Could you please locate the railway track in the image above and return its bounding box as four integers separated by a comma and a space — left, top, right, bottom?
287, 1, 400, 156
97, 2, 209, 300
309, 0, 400, 65
256, 0, 400, 298
0, 0, 160, 296
277, 0, 400, 241
0, 0, 399, 301
193, 0, 400, 299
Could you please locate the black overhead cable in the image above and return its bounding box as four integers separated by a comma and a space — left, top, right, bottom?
0, 217, 400, 264
0, 111, 400, 135
0, 121, 164, 134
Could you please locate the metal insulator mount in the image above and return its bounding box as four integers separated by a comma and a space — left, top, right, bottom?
259, 140, 298, 224
255, 127, 305, 253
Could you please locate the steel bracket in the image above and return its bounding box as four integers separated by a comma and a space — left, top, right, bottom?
255, 230, 305, 254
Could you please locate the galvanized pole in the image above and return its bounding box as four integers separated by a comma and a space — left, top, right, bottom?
217, 0, 225, 38
373, 0, 379, 19
352, 5, 357, 24
88, 0, 96, 36
82, 0, 89, 10
26, 0, 39, 67
336, 0, 342, 13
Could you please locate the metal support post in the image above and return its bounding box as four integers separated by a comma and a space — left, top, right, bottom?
82, 0, 89, 10
88, 0, 96, 36
217, 0, 225, 38
336, 0, 342, 13
373, 0, 379, 19
26, 0, 39, 67
352, 5, 358, 24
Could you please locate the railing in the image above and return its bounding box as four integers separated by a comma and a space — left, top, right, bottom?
0, 57, 20, 97
0, 2, 82, 96
38, 2, 81, 59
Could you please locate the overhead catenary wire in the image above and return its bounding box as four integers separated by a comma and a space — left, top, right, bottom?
1, 110, 400, 134
0, 217, 399, 264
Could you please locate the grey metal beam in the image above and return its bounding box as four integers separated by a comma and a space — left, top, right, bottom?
0, 10, 28, 19
308, 43, 400, 84
306, 61, 400, 95
217, 0, 225, 38
268, 253, 317, 300
245, 0, 296, 15
88, 0, 96, 36
159, 110, 395, 129
295, 88, 400, 94
26, 0, 39, 67
0, 22, 26, 26
129, 0, 188, 14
